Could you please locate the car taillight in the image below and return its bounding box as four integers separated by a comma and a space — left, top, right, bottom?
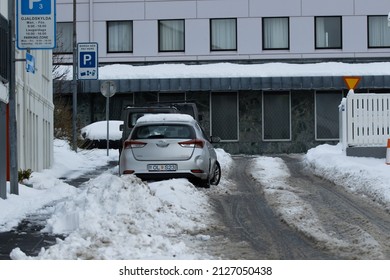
123, 140, 147, 149
179, 139, 204, 148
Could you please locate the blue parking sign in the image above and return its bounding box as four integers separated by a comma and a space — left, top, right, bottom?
78, 43, 98, 80
21, 0, 51, 15
80, 52, 96, 68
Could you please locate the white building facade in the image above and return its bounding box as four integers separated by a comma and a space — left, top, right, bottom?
0, 1, 54, 182
55, 0, 390, 64
54, 0, 390, 156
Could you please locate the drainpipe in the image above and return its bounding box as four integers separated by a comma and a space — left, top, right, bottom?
9, 0, 18, 195
0, 103, 6, 199
89, 0, 93, 42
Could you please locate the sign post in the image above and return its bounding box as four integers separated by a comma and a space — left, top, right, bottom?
77, 42, 98, 80
100, 81, 116, 156
16, 0, 56, 49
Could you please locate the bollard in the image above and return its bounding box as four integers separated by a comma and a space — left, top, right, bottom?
386, 139, 390, 165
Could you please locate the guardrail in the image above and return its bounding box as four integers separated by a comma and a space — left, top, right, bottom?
339, 92, 390, 150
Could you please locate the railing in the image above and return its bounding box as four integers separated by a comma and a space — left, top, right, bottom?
339, 92, 390, 150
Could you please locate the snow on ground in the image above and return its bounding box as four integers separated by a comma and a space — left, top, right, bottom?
0, 138, 389, 259
250, 148, 389, 259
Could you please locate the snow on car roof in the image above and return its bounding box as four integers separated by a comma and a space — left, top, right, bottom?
136, 113, 195, 123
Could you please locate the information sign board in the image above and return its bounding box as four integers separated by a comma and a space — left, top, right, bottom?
26, 52, 35, 73
17, 0, 56, 49
78, 42, 99, 80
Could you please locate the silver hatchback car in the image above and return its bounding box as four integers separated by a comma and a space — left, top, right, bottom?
119, 114, 221, 187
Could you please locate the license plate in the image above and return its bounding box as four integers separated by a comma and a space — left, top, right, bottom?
147, 164, 177, 172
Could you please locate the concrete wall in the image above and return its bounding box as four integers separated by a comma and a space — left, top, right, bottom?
69, 88, 335, 155
56, 0, 390, 63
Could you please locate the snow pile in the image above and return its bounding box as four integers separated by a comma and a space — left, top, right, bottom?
12, 175, 213, 260
305, 144, 390, 209
7, 145, 233, 260
58, 62, 390, 80
80, 120, 123, 141
137, 113, 194, 123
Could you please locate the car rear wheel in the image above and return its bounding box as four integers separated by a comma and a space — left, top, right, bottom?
210, 161, 221, 186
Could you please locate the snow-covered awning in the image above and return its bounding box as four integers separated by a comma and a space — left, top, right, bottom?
54, 62, 390, 93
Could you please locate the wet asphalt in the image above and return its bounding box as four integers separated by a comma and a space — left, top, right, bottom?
0, 160, 118, 260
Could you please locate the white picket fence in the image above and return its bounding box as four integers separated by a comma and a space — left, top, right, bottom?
339, 92, 390, 150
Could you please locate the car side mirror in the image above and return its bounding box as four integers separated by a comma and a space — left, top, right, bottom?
119, 124, 124, 131
210, 136, 221, 143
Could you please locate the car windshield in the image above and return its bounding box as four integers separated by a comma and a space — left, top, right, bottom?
131, 124, 195, 139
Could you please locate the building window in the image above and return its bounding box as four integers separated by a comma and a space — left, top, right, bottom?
368, 16, 390, 48
211, 92, 238, 141
0, 14, 9, 81
159, 20, 185, 52
107, 21, 133, 53
262, 91, 291, 141
262, 17, 289, 50
210, 18, 237, 51
54, 22, 72, 53
315, 16, 342, 49
315, 91, 343, 140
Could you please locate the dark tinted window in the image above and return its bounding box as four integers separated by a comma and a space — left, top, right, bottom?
315, 91, 342, 140
0, 15, 8, 81
263, 91, 291, 140
132, 124, 195, 139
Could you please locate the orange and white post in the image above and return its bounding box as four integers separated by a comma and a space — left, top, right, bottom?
387, 139, 390, 165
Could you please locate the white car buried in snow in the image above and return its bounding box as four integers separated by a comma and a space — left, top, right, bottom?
119, 114, 221, 187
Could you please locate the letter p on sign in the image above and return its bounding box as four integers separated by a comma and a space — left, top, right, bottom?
21, 0, 51, 15
80, 52, 95, 68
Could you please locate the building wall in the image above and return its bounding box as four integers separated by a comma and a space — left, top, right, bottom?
14, 48, 54, 172
0, 0, 8, 195
56, 0, 390, 64
0, 1, 54, 174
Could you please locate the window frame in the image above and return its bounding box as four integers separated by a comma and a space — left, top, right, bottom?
367, 15, 390, 48
315, 16, 343, 50
54, 22, 73, 54
158, 19, 185, 53
106, 20, 133, 53
262, 17, 290, 50
262, 91, 292, 141
210, 18, 238, 52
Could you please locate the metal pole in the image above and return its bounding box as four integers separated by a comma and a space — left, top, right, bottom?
106, 96, 109, 156
72, 0, 78, 151
9, 0, 18, 195
0, 103, 6, 199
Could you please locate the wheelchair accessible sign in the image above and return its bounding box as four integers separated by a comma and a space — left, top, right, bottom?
78, 43, 99, 80
17, 0, 56, 49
